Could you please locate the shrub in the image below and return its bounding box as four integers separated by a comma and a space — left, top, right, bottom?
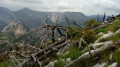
63, 46, 83, 60
96, 28, 108, 34
54, 60, 66, 67
84, 19, 101, 29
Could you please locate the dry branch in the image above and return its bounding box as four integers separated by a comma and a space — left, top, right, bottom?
21, 38, 67, 66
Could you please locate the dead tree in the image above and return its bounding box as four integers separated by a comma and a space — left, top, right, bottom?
97, 13, 99, 22
65, 41, 120, 67
0, 15, 94, 67
64, 14, 70, 27
103, 12, 106, 22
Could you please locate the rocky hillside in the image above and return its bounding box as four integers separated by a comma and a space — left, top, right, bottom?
0, 7, 91, 30
2, 21, 28, 36
0, 13, 119, 67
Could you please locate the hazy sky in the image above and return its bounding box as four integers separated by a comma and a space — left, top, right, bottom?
0, 0, 120, 15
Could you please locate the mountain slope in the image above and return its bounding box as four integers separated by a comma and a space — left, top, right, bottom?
0, 7, 16, 24
2, 21, 28, 35
0, 7, 90, 29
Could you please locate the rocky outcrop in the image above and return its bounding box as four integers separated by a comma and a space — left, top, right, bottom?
2, 21, 28, 35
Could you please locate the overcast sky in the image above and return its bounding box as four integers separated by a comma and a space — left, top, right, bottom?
0, 0, 120, 15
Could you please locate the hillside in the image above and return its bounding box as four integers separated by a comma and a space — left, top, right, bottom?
0, 14, 120, 67
0, 7, 91, 30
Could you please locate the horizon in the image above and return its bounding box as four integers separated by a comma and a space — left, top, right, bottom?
0, 6, 114, 16
0, 0, 119, 15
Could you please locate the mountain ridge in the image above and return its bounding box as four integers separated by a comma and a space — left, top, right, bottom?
0, 7, 104, 30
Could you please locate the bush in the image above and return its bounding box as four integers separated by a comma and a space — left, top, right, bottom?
96, 28, 108, 34
54, 60, 66, 67
85, 19, 101, 29
67, 27, 97, 44
63, 45, 83, 60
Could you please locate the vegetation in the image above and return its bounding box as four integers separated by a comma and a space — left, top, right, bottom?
84, 19, 101, 29
0, 32, 15, 41
96, 18, 120, 34
54, 60, 66, 67
68, 27, 97, 44
96, 28, 108, 34
1, 14, 120, 67
98, 32, 120, 42
62, 45, 83, 60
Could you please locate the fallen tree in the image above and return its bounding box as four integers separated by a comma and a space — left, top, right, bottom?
65, 41, 120, 67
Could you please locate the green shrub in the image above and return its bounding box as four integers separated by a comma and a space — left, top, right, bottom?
84, 19, 101, 29
107, 19, 120, 32
113, 50, 120, 65
96, 28, 108, 34
54, 60, 66, 67
63, 45, 83, 60
0, 60, 12, 67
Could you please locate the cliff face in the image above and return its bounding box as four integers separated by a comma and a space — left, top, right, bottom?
2, 21, 27, 35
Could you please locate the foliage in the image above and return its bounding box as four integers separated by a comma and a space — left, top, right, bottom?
54, 60, 66, 67
82, 29, 97, 44
0, 59, 12, 67
0, 43, 7, 49
0, 32, 15, 41
113, 49, 120, 65
67, 26, 81, 38
96, 28, 108, 34
96, 19, 120, 34
63, 45, 83, 60
1, 18, 120, 67
107, 19, 120, 32
84, 19, 101, 29
73, 58, 93, 67
67, 26, 97, 44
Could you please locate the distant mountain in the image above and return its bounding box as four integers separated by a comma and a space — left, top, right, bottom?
89, 15, 109, 22
13, 8, 54, 29
60, 12, 90, 26
0, 21, 7, 31
0, 7, 16, 24
0, 7, 91, 30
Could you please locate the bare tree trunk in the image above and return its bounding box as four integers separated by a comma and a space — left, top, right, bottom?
103, 12, 106, 22
65, 41, 120, 67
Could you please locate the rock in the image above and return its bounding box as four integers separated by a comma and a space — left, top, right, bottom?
104, 21, 108, 23
66, 58, 71, 63
92, 41, 113, 49
60, 58, 62, 60
93, 62, 107, 67
79, 50, 95, 58
115, 29, 120, 33
95, 31, 113, 43
115, 20, 118, 21
108, 62, 117, 67
47, 62, 54, 67
109, 54, 113, 60
102, 31, 113, 38
98, 32, 104, 35
95, 29, 120, 43
65, 51, 69, 54
2, 21, 28, 36
54, 60, 58, 63
92, 43, 104, 49
62, 59, 65, 62
63, 51, 69, 56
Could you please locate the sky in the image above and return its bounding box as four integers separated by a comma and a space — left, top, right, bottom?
0, 0, 120, 15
